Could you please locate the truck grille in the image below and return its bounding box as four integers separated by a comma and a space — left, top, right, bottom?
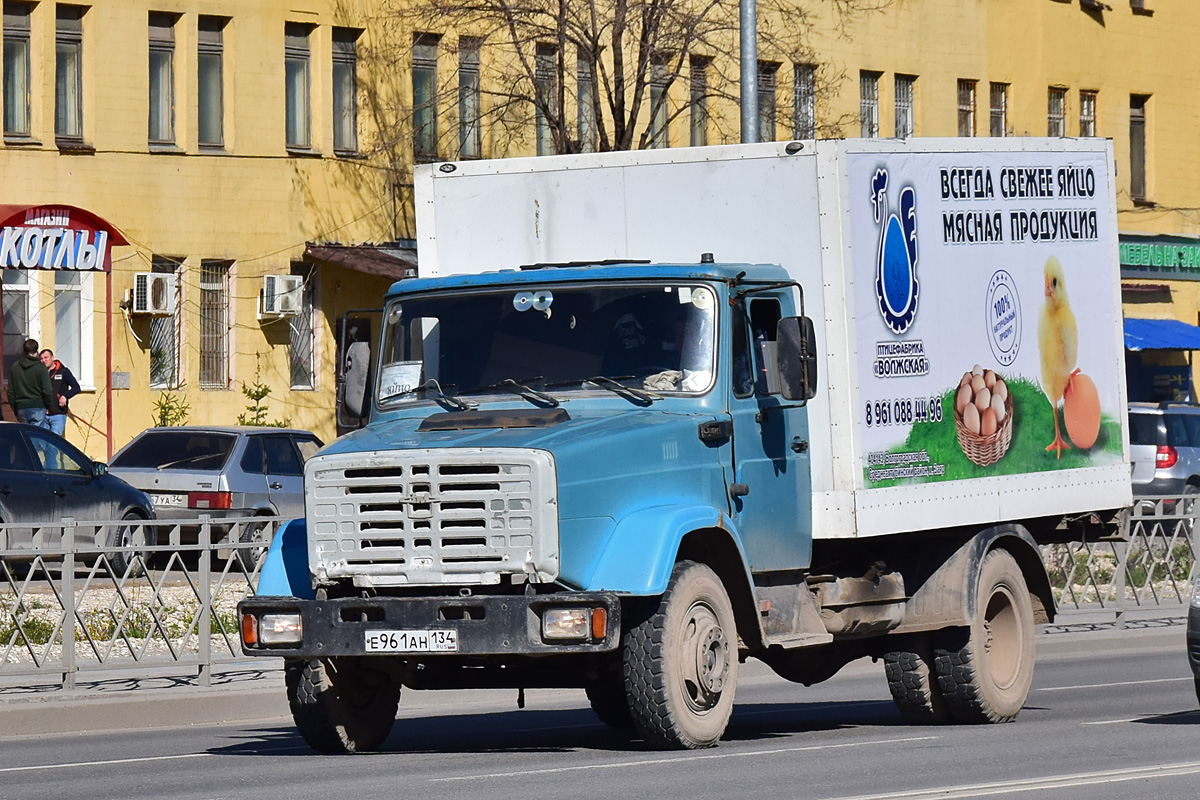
306, 448, 559, 587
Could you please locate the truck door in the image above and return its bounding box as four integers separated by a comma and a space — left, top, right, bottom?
728, 295, 812, 570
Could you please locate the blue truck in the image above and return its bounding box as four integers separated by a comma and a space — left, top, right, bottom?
238, 140, 1132, 753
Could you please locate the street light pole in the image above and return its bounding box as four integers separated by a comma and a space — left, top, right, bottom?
740, 0, 759, 144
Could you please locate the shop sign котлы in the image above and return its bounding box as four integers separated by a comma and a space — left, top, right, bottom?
0, 207, 111, 272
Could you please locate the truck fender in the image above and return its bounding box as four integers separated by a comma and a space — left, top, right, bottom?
255, 518, 314, 599
901, 524, 1054, 631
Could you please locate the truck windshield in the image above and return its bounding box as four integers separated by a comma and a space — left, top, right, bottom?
377, 282, 718, 405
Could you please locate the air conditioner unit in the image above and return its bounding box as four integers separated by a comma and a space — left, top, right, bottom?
131, 272, 177, 316
259, 274, 304, 319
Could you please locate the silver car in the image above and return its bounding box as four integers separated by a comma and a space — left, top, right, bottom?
108, 426, 323, 544
1128, 403, 1200, 505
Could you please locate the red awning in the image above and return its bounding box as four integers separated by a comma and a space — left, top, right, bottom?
0, 204, 128, 246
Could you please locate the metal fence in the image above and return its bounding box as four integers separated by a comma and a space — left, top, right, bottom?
0, 500, 1196, 691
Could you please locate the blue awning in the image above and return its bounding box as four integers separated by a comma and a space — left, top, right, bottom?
1124, 317, 1200, 351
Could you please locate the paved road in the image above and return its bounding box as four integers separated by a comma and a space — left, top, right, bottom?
0, 621, 1196, 800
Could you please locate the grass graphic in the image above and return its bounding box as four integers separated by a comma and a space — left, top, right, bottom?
867, 376, 1122, 487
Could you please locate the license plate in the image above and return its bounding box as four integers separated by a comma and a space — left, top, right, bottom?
151, 493, 186, 508
364, 629, 458, 653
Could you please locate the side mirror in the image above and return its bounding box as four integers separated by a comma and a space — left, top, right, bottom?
92, 461, 108, 477
776, 316, 818, 402
341, 340, 373, 420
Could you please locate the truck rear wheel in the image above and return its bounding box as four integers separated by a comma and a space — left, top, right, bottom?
286, 657, 400, 753
934, 549, 1035, 723
624, 560, 738, 749
883, 641, 950, 724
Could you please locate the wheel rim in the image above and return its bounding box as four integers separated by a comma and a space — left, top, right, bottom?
982, 585, 1021, 691
678, 599, 730, 713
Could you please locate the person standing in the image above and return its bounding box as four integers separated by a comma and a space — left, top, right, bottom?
41, 348, 81, 437
7, 338, 54, 429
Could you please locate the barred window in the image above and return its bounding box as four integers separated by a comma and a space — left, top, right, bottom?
289, 264, 315, 389
957, 79, 976, 137
859, 71, 880, 138
1047, 86, 1067, 137
150, 256, 182, 388
1079, 90, 1097, 137
458, 37, 481, 158
649, 57, 668, 149
758, 62, 778, 142
535, 43, 557, 156
578, 52, 597, 152
690, 56, 709, 147
793, 64, 815, 139
894, 74, 915, 138
199, 260, 230, 389
990, 82, 1008, 137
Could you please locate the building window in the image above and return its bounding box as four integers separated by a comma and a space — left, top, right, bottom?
285, 23, 312, 150
690, 56, 708, 147
1080, 90, 1097, 137
578, 53, 597, 152
957, 79, 976, 137
333, 28, 360, 154
150, 256, 181, 388
199, 259, 230, 389
3, 2, 32, 138
649, 57, 668, 149
2, 268, 31, 384
859, 71, 879, 138
54, 271, 82, 383
1048, 87, 1067, 136
1130, 94, 1148, 200
55, 5, 85, 140
458, 37, 481, 159
197, 16, 224, 147
894, 74, 915, 138
535, 43, 557, 156
989, 82, 1008, 137
289, 264, 315, 389
794, 63, 815, 139
412, 33, 439, 161
148, 12, 176, 146
758, 62, 777, 142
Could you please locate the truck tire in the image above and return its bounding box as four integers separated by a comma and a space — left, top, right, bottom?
585, 678, 634, 729
286, 657, 400, 753
934, 549, 1035, 723
624, 560, 738, 749
883, 642, 950, 724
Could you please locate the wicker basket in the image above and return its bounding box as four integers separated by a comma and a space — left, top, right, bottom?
955, 391, 1014, 467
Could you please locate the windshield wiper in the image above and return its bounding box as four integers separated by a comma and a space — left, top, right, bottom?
418, 379, 477, 411
462, 377, 561, 408
584, 376, 659, 406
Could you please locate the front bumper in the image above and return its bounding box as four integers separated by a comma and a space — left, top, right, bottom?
238, 591, 621, 657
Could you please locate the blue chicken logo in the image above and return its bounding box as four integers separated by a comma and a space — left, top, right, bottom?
871, 168, 919, 334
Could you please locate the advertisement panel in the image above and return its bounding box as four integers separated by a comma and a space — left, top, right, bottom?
850, 149, 1122, 487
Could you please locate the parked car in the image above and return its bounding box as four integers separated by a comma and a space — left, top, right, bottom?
0, 422, 154, 575
1189, 584, 1200, 706
1128, 403, 1200, 503
108, 426, 324, 562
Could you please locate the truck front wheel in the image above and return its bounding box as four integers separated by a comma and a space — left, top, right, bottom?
934, 549, 1035, 723
286, 657, 401, 753
624, 560, 739, 749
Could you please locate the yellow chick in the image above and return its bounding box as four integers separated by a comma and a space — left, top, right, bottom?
1038, 256, 1078, 458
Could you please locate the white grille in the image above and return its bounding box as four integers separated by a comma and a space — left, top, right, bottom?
306, 448, 558, 587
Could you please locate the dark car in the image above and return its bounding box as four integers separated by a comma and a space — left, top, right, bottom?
0, 422, 154, 574
1189, 587, 1200, 705
108, 427, 323, 557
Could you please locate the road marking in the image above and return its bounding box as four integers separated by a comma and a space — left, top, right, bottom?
428, 735, 939, 783
1037, 676, 1188, 692
815, 762, 1200, 800
0, 753, 211, 774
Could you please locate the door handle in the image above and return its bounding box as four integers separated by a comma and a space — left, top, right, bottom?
54, 487, 68, 497
791, 437, 809, 453
729, 483, 750, 498
0, 485, 10, 495
269, 482, 283, 490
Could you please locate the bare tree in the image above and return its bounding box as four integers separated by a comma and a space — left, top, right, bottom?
361, 0, 888, 160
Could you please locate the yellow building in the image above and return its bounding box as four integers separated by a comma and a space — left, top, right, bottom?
2, 0, 1196, 461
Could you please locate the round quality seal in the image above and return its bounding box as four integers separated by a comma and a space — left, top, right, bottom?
985, 270, 1022, 367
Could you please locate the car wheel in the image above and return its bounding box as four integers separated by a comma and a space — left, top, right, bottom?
237, 518, 271, 574
108, 513, 148, 578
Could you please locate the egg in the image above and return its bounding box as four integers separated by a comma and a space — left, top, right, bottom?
963, 402, 981, 435
993, 380, 1008, 402
972, 364, 983, 377
970, 375, 985, 393
980, 406, 998, 437
991, 392, 1006, 424
956, 383, 974, 415
974, 386, 991, 413
1063, 371, 1101, 449
960, 371, 973, 388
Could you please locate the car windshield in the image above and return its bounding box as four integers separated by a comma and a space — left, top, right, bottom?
377, 282, 718, 406
111, 431, 237, 470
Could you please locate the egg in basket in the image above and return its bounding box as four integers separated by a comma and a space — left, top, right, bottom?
954, 365, 1013, 467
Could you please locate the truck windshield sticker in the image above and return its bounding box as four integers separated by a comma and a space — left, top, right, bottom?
378, 361, 423, 400
850, 150, 1122, 488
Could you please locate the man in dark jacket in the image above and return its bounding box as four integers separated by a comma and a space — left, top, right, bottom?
40, 349, 81, 437
7, 339, 54, 429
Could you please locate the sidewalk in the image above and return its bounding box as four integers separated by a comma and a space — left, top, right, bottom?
0, 607, 1188, 740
